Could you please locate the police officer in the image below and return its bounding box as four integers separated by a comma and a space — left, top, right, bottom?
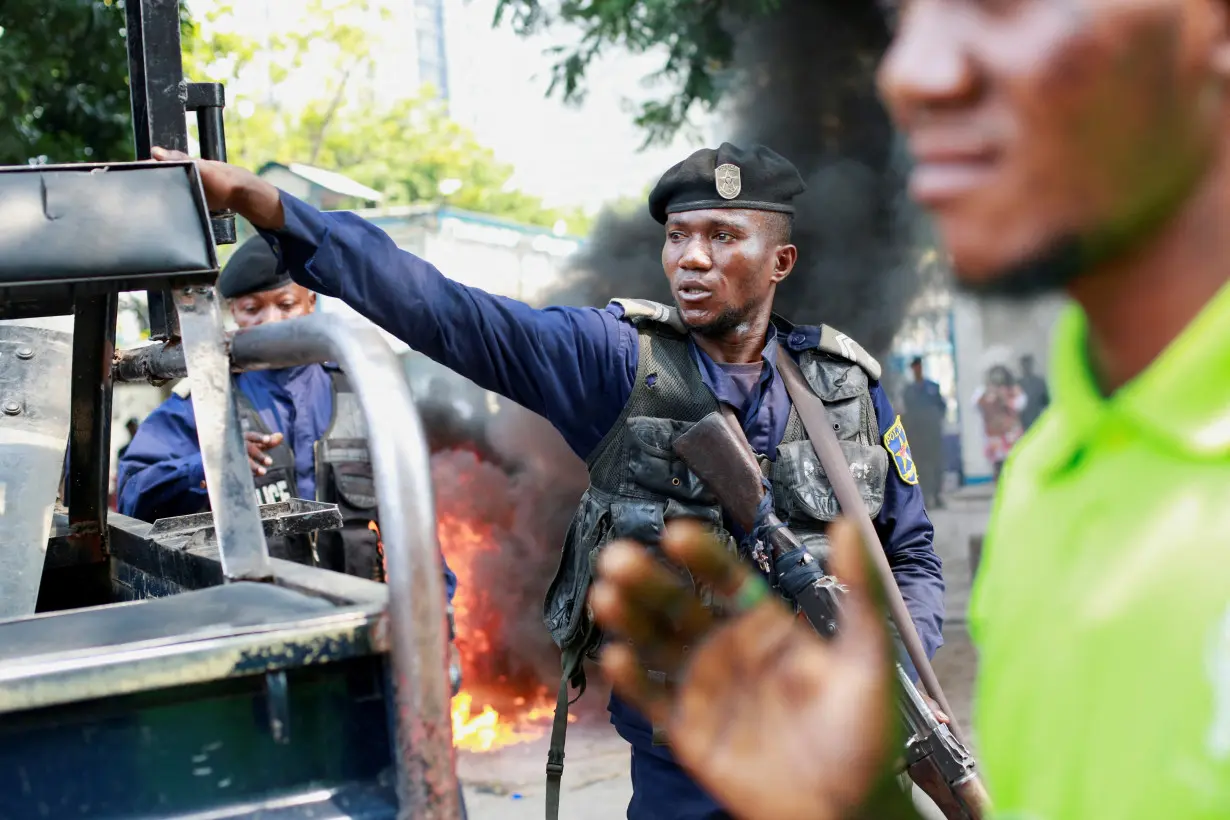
150, 141, 945, 820
901, 357, 946, 507
116, 238, 457, 597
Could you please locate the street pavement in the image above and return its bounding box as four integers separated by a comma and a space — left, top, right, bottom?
461, 483, 996, 819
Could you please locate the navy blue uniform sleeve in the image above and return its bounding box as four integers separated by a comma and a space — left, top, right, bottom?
870, 384, 946, 664
259, 192, 638, 459
115, 396, 207, 522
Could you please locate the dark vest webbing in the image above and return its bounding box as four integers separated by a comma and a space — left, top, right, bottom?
234, 371, 381, 578
543, 301, 887, 819
314, 371, 382, 581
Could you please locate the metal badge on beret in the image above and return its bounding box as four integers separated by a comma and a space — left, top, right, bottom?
715, 163, 742, 199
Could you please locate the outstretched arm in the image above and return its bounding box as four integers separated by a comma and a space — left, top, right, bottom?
150, 149, 639, 459
260, 193, 638, 457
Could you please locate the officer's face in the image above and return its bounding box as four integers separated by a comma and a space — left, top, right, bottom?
230, 282, 317, 329
662, 209, 797, 335
879, 0, 1230, 295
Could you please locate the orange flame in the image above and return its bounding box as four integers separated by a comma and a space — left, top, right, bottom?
368, 520, 386, 581
436, 513, 574, 752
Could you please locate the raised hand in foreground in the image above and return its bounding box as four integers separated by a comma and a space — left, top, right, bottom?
590, 519, 916, 820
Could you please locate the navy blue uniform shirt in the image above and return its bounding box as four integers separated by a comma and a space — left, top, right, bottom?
116, 362, 458, 601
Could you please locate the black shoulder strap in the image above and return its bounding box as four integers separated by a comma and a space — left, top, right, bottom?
776, 352, 962, 740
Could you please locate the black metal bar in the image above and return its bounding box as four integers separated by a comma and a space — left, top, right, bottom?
124, 1, 152, 160
184, 83, 225, 109
187, 82, 237, 245
146, 291, 178, 340
126, 0, 190, 163
66, 293, 118, 562
127, 0, 190, 341
112, 339, 189, 383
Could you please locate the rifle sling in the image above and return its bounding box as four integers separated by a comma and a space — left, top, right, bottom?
545, 623, 592, 820
775, 351, 964, 743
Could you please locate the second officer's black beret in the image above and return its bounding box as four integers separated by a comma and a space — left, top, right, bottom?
217, 237, 291, 299
648, 142, 807, 225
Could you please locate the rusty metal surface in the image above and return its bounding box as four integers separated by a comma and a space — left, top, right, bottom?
66, 293, 117, 566
112, 337, 187, 384
174, 285, 273, 582
230, 312, 461, 820
0, 325, 74, 619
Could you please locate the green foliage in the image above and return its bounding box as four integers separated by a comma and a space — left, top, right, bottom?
0, 0, 132, 164
492, 0, 782, 146
185, 0, 592, 234
0, 0, 195, 165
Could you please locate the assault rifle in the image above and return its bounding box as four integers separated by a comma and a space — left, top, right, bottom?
672, 412, 991, 820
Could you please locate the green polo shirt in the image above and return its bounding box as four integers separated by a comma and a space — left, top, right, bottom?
969, 282, 1230, 819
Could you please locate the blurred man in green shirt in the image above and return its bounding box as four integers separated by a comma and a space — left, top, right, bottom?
585, 0, 1230, 817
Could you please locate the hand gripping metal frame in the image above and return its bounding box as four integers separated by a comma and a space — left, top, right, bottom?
228, 312, 461, 820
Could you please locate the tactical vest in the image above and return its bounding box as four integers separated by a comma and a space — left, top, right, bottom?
543, 299, 889, 666
542, 301, 891, 812
232, 370, 383, 580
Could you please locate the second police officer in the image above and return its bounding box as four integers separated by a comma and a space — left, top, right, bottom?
116, 237, 458, 598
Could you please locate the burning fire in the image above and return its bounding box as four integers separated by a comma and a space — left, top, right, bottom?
437, 512, 575, 753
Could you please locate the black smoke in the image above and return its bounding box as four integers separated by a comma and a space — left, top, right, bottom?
545, 0, 926, 361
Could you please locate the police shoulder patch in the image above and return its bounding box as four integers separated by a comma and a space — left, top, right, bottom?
883, 415, 919, 485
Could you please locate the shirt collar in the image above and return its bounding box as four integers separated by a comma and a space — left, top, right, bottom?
771, 314, 821, 353
689, 324, 780, 378
1044, 278, 1230, 473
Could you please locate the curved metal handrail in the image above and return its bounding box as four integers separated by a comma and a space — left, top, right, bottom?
229, 312, 460, 820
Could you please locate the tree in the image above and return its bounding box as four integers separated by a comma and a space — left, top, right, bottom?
0, 0, 199, 166
492, 0, 784, 147
184, 1, 593, 233
0, 0, 133, 165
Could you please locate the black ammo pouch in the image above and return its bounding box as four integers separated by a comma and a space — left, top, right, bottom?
314, 436, 382, 581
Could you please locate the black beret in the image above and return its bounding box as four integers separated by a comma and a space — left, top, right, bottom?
217, 237, 291, 299
648, 142, 807, 225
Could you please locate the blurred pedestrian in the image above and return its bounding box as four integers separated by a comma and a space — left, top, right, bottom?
1017, 354, 1050, 430
971, 365, 1024, 482
901, 356, 947, 507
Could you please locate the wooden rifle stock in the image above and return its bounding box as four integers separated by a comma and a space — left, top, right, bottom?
908, 758, 973, 819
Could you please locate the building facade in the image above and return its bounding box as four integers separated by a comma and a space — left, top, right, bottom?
413, 0, 450, 105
